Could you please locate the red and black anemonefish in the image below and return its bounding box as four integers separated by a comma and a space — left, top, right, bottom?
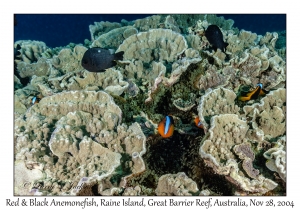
157, 115, 175, 138
194, 116, 204, 129
238, 83, 266, 102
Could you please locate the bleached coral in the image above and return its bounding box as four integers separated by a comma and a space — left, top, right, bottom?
14, 91, 146, 195
51, 45, 87, 74
197, 87, 240, 129
200, 114, 249, 166
155, 172, 198, 195
133, 15, 161, 32
185, 34, 207, 51
144, 49, 201, 103
118, 29, 201, 103
226, 30, 257, 54
194, 60, 230, 91
249, 45, 270, 71
164, 49, 201, 86
163, 15, 181, 32
48, 68, 129, 95
243, 88, 286, 140
259, 32, 278, 51
89, 21, 122, 41
14, 40, 47, 64
123, 27, 138, 39
260, 54, 286, 90
29, 91, 122, 119
200, 114, 277, 194
263, 136, 286, 182
123, 186, 142, 195
233, 51, 263, 86
234, 143, 259, 179
117, 28, 188, 62
91, 26, 135, 49
49, 130, 121, 192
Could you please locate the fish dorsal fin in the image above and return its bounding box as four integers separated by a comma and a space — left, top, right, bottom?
108, 49, 115, 54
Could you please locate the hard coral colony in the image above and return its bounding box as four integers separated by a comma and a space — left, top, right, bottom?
14, 14, 286, 196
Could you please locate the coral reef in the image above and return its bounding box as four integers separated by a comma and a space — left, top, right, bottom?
14, 91, 146, 195
14, 14, 286, 196
264, 136, 286, 182
117, 28, 188, 62
155, 172, 199, 195
243, 88, 286, 142
51, 45, 87, 74
198, 87, 240, 129
91, 26, 136, 49
89, 21, 122, 41
200, 114, 278, 194
14, 40, 48, 64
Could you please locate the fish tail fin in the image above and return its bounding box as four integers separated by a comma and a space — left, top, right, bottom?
111, 60, 117, 66
114, 51, 124, 61
259, 89, 267, 96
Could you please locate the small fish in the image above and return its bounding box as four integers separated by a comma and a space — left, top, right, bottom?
81, 48, 124, 72
157, 115, 175, 138
238, 83, 266, 102
194, 116, 204, 129
30, 96, 41, 105
205, 25, 228, 53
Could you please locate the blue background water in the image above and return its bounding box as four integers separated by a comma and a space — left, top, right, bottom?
14, 14, 286, 48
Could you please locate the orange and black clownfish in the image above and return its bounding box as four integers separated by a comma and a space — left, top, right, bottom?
194, 116, 204, 129
238, 83, 266, 102
157, 115, 175, 138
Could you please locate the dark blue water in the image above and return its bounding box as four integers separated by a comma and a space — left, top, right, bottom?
14, 14, 286, 48
219, 14, 286, 35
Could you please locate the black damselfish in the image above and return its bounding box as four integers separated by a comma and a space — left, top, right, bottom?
205, 25, 228, 53
81, 48, 124, 72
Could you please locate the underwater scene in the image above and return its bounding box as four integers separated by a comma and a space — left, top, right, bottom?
14, 14, 286, 196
